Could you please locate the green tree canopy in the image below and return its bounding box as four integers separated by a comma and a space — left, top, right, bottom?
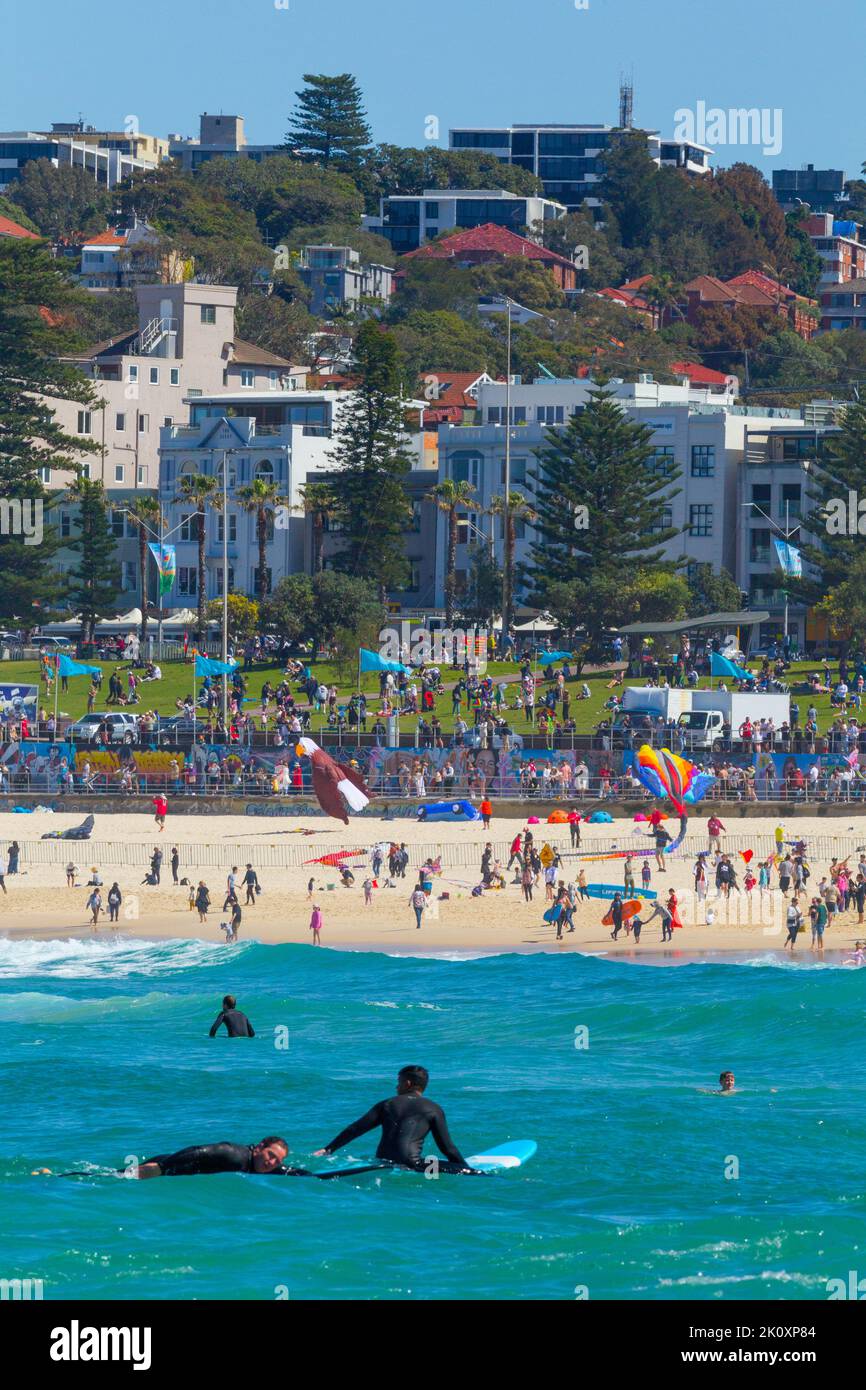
287, 73, 373, 171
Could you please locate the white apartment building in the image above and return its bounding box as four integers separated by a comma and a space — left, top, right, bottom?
49, 283, 305, 599
434, 375, 813, 612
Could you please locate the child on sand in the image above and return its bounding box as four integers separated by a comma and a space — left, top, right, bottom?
363, 878, 374, 905
310, 905, 323, 945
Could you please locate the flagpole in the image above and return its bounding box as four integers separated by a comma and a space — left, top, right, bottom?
54, 653, 59, 744
356, 647, 361, 749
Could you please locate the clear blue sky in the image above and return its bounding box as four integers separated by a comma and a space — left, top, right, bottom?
6, 0, 864, 180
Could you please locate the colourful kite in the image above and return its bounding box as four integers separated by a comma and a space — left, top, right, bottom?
633, 745, 715, 817
295, 738, 372, 825
304, 849, 366, 867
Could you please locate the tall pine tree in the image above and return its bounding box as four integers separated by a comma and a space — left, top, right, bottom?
795, 400, 866, 607
287, 74, 372, 172
327, 322, 412, 601
67, 478, 119, 643
0, 238, 99, 623
528, 385, 681, 659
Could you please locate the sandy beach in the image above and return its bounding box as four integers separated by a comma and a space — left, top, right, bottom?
1, 807, 865, 960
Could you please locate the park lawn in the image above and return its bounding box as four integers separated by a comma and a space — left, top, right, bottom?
0, 656, 842, 737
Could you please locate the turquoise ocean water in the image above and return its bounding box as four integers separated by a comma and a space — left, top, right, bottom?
1, 937, 865, 1301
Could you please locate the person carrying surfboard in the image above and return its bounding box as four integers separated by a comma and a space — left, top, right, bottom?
313, 1065, 479, 1174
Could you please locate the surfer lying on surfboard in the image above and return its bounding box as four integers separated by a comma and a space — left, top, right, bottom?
313, 1064, 480, 1174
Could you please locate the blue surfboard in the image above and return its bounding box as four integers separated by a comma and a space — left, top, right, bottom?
584, 883, 657, 901
317, 1139, 537, 1179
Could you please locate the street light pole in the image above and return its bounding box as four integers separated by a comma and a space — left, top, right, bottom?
221, 447, 230, 729
502, 298, 513, 651
743, 499, 801, 646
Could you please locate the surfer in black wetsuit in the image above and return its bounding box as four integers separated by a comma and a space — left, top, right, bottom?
314, 1065, 479, 1173
133, 1137, 310, 1178
208, 995, 255, 1037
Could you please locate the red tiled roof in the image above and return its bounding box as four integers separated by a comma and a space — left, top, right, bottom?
0, 214, 39, 240
417, 370, 489, 410
84, 229, 129, 247
671, 360, 733, 386
403, 223, 576, 271
596, 286, 651, 310
728, 269, 797, 301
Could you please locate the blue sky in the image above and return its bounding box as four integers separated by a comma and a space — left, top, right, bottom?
6, 0, 865, 180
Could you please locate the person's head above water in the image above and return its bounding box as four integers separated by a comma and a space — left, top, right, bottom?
223, 995, 236, 1010
251, 1137, 288, 1172
719, 1071, 735, 1092
396, 1064, 429, 1095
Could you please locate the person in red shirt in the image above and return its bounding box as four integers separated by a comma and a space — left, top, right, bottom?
153, 794, 168, 831
567, 808, 581, 848
507, 833, 523, 870
707, 813, 726, 853
480, 798, 492, 830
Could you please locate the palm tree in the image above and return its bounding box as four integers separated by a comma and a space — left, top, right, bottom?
125, 496, 162, 644
425, 479, 476, 624
488, 491, 537, 638
296, 481, 336, 575
640, 272, 684, 330
175, 473, 217, 637
236, 476, 288, 598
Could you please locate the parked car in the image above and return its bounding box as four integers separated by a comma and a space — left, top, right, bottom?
156, 716, 199, 743
67, 713, 140, 745
37, 635, 73, 649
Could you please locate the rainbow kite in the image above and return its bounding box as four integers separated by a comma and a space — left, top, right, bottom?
572, 745, 714, 862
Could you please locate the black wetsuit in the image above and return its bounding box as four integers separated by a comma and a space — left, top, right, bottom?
322, 1093, 475, 1172
142, 1142, 309, 1176
209, 1008, 255, 1037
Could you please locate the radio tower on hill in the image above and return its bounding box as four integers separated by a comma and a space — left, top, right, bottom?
618, 73, 634, 129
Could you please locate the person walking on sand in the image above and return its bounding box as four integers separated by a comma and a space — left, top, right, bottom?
809, 896, 827, 953
171, 846, 179, 885
609, 892, 625, 940
66, 862, 77, 888
107, 882, 122, 926
653, 823, 671, 871
577, 867, 589, 901
568, 808, 581, 849
243, 863, 259, 905
707, 814, 726, 854
784, 896, 802, 951
7, 841, 20, 875
152, 793, 168, 832
195, 881, 210, 923
87, 887, 102, 929
623, 855, 636, 895
410, 885, 427, 929
230, 897, 242, 941
480, 797, 492, 830
150, 846, 162, 886
363, 877, 374, 906
308, 905, 323, 945
521, 862, 534, 903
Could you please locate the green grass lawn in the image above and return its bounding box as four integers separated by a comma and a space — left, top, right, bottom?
0, 655, 847, 737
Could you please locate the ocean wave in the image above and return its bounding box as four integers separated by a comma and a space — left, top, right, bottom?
0, 935, 238, 980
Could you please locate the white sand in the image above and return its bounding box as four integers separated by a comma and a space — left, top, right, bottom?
0, 809, 864, 958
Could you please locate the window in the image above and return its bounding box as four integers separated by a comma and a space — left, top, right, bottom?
647, 445, 675, 477
215, 567, 235, 595
252, 566, 272, 595
424, 201, 440, 219
39, 465, 51, 484
457, 512, 482, 546
178, 567, 197, 595
689, 504, 713, 537
77, 410, 92, 434
60, 511, 71, 539
187, 388, 202, 398
216, 457, 237, 489
500, 457, 527, 486
163, 417, 173, 427
451, 452, 481, 489
650, 506, 673, 534
180, 513, 193, 542
537, 405, 565, 425
200, 305, 216, 324
114, 464, 124, 483
170, 368, 180, 386
149, 366, 159, 385
751, 483, 771, 506
780, 483, 802, 520
137, 466, 146, 485
138, 413, 149, 433
690, 444, 715, 477
487, 406, 527, 425
216, 513, 237, 544
268, 370, 280, 391
750, 527, 771, 565
408, 499, 422, 532
115, 412, 126, 431
122, 560, 137, 591
110, 509, 126, 539
240, 368, 255, 388
81, 462, 91, 480
127, 365, 138, 383
256, 459, 274, 482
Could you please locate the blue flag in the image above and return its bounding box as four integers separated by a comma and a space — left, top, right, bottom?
58, 654, 102, 679
359, 648, 411, 675
710, 651, 752, 681
537, 650, 573, 663
773, 538, 802, 577
195, 653, 238, 678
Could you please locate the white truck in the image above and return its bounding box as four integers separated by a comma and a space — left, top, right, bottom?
619, 687, 790, 752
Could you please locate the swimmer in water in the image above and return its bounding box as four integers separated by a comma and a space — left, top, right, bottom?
719, 1071, 736, 1093
314, 1064, 479, 1173
132, 1137, 310, 1178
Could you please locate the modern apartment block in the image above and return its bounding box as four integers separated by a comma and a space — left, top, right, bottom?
737, 415, 842, 649
0, 128, 160, 190
805, 212, 866, 289
434, 375, 813, 616
772, 164, 847, 214
168, 114, 280, 172
296, 245, 394, 316
363, 188, 565, 254
48, 283, 303, 599
448, 124, 711, 214
78, 220, 188, 290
